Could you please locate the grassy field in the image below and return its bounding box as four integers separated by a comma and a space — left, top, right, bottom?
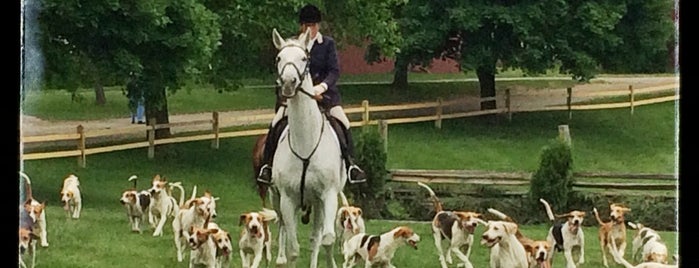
26, 205, 678, 268
19, 100, 678, 267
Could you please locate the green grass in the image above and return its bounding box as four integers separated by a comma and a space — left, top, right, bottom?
20, 101, 677, 267
27, 205, 679, 268
386, 102, 677, 173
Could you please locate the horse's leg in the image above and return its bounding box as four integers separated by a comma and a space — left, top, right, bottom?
322, 190, 339, 268
271, 189, 287, 266
280, 194, 299, 268
309, 202, 323, 268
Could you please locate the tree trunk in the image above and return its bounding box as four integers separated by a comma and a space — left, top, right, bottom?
391, 54, 409, 90
148, 86, 171, 139
93, 79, 107, 106
477, 67, 497, 110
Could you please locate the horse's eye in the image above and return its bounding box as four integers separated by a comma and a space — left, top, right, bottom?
302, 57, 309, 62
276, 56, 280, 63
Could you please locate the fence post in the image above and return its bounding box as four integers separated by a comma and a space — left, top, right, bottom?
567, 87, 572, 120
362, 100, 370, 125
212, 111, 220, 149
77, 125, 86, 168
505, 89, 512, 122
378, 119, 388, 153
629, 85, 634, 115
435, 97, 443, 129
148, 119, 156, 159
558, 124, 571, 146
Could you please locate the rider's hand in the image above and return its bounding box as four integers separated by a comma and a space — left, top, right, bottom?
312, 84, 327, 101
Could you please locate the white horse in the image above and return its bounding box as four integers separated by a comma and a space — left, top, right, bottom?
270, 28, 346, 268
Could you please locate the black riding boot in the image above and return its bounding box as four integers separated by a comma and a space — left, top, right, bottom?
329, 118, 367, 184
257, 117, 287, 184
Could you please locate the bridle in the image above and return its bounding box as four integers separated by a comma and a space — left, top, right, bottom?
275, 43, 314, 98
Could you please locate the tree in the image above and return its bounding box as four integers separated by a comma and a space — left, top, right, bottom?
597, 0, 675, 73
386, 0, 666, 110
40, 0, 221, 138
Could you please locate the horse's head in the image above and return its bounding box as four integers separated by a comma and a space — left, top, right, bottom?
272, 28, 313, 98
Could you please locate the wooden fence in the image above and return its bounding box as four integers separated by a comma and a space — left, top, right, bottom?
20, 82, 679, 167
389, 169, 678, 197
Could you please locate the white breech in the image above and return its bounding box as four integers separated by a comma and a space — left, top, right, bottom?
271, 105, 350, 129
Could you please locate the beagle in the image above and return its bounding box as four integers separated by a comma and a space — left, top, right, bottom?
487, 208, 552, 268
19, 208, 37, 268
341, 226, 420, 268
417, 182, 483, 268
593, 203, 631, 268
188, 216, 218, 268
208, 222, 233, 268
147, 175, 185, 237
119, 175, 151, 233
480, 220, 529, 268
20, 172, 49, 248
539, 198, 586, 268
336, 191, 365, 252
60, 174, 82, 219
173, 185, 208, 262
609, 238, 678, 268
238, 208, 278, 268
627, 222, 669, 264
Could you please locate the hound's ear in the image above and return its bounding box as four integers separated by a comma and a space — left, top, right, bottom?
239, 214, 248, 226
227, 233, 232, 241
357, 208, 362, 216
622, 207, 631, 212
272, 28, 285, 50
154, 174, 161, 181
299, 27, 313, 49
503, 222, 518, 235
523, 243, 533, 253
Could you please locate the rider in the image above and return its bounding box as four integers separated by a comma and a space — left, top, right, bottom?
256, 3, 367, 185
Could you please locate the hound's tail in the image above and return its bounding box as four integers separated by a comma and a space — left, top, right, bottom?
19, 171, 33, 201
487, 208, 515, 222
417, 182, 443, 213
627, 222, 639, 230
259, 208, 278, 223
539, 198, 556, 221
128, 175, 138, 189
168, 182, 186, 207
339, 191, 350, 207
592, 207, 605, 225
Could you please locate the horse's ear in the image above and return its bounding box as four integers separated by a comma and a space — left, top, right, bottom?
272, 28, 285, 50
299, 27, 312, 49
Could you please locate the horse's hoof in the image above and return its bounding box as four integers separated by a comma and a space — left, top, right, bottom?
276, 257, 287, 266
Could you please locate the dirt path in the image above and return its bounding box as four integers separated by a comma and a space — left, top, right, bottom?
20, 75, 678, 139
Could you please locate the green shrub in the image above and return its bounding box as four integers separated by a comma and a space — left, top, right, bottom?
529, 139, 574, 212
346, 126, 390, 219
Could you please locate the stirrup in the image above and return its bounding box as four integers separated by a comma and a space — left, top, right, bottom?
256, 164, 272, 185
347, 165, 366, 184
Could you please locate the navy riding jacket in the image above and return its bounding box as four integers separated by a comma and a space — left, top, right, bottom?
309, 35, 341, 109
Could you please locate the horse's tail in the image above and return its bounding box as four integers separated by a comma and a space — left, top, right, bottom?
252, 134, 269, 207
339, 191, 350, 207
19, 171, 33, 202
417, 182, 442, 213
539, 198, 556, 221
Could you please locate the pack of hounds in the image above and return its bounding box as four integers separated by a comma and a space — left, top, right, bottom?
18, 172, 678, 268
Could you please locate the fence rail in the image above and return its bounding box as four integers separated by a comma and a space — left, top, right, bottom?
390, 169, 678, 199
20, 82, 679, 166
